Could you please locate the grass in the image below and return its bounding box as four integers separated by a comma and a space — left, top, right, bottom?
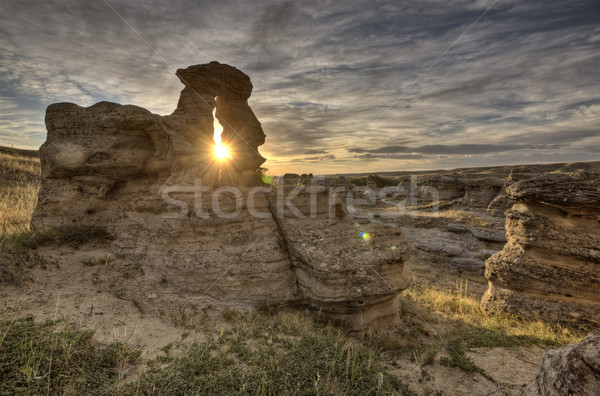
0, 151, 41, 235
0, 312, 413, 395
0, 316, 139, 395
385, 277, 589, 384
130, 310, 412, 395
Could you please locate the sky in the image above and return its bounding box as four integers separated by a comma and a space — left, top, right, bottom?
0, 0, 599, 175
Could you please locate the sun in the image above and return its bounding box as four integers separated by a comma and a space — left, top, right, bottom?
215, 143, 229, 161
213, 110, 229, 161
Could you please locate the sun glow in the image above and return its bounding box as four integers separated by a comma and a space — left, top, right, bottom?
213, 110, 229, 161
215, 143, 229, 161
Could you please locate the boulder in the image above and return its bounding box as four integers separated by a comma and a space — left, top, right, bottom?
481, 174, 600, 326
523, 330, 600, 396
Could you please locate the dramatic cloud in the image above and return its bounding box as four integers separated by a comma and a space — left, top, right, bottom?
0, 0, 598, 174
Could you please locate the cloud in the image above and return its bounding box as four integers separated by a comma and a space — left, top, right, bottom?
304, 149, 328, 154
0, 0, 598, 174
349, 143, 567, 156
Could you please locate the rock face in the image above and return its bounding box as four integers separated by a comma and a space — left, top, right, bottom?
32, 62, 411, 332
481, 174, 600, 326
523, 330, 600, 396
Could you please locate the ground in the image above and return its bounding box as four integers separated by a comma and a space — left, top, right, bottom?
0, 145, 590, 395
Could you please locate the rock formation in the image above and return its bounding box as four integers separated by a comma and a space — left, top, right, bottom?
31, 62, 411, 331
481, 174, 600, 326
523, 330, 600, 395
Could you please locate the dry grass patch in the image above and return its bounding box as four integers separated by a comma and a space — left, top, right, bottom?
0, 150, 41, 234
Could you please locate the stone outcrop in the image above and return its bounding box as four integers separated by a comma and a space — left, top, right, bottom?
31, 62, 411, 332
523, 330, 600, 395
481, 174, 600, 326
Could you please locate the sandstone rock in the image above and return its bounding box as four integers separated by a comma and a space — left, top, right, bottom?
300, 173, 313, 185
481, 174, 600, 326
451, 257, 485, 271
366, 180, 379, 191
31, 62, 412, 332
413, 238, 464, 257
523, 330, 600, 396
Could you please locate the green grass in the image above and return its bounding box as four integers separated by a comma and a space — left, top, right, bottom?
0, 312, 413, 395
128, 310, 412, 395
0, 316, 139, 395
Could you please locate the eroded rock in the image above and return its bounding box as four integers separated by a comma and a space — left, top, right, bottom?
481, 174, 600, 326
31, 62, 411, 332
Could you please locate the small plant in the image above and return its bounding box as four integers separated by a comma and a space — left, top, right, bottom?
222, 307, 238, 322
439, 341, 494, 382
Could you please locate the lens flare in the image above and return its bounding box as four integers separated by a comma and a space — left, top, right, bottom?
360, 232, 372, 241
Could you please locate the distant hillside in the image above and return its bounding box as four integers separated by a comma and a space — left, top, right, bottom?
327, 161, 600, 180
0, 145, 40, 158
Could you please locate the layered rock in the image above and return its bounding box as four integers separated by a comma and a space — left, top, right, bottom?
481, 174, 600, 326
523, 330, 600, 395
275, 185, 411, 330
31, 62, 411, 331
